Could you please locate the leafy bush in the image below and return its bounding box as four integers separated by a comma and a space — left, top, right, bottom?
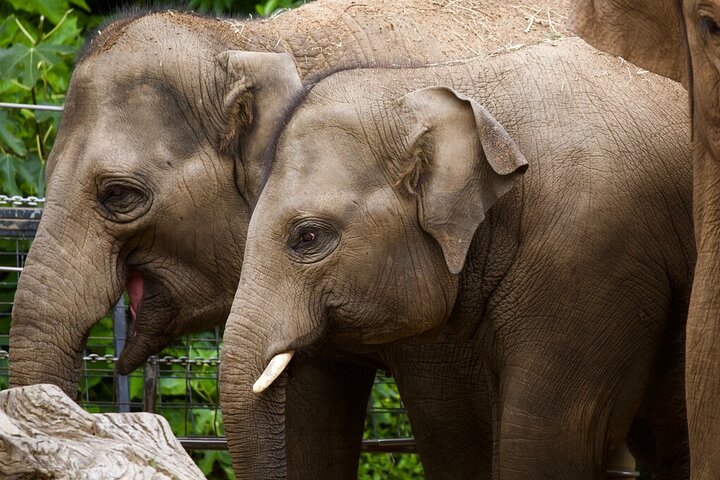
0, 0, 97, 197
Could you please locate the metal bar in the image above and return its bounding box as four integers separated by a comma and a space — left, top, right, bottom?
360, 438, 417, 453
113, 297, 130, 413
180, 437, 227, 450
0, 207, 42, 238
177, 437, 420, 453
0, 266, 23, 272
0, 102, 63, 112
143, 356, 159, 413
606, 470, 641, 478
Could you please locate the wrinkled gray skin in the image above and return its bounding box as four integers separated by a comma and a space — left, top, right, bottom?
224, 38, 695, 479
8, 3, 567, 478
568, 3, 720, 478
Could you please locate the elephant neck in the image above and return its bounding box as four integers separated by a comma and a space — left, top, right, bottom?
446, 191, 522, 342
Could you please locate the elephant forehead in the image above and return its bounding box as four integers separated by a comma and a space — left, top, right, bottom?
271, 134, 381, 200
277, 104, 384, 173
61, 69, 200, 174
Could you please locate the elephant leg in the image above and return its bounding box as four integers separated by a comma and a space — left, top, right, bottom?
626, 305, 689, 480
486, 308, 659, 480
605, 444, 636, 479
285, 354, 377, 480
384, 335, 492, 480
493, 369, 639, 480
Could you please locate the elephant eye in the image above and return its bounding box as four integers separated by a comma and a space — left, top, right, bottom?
293, 228, 319, 251
297, 230, 316, 245
700, 12, 720, 39
287, 219, 340, 263
97, 179, 152, 223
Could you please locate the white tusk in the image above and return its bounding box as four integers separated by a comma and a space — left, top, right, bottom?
252, 351, 294, 394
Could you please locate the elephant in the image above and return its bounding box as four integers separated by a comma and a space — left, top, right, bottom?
8, 2, 574, 479
221, 37, 695, 479
568, 2, 720, 478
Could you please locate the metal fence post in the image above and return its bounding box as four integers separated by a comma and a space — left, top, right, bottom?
113, 297, 130, 412
143, 356, 159, 413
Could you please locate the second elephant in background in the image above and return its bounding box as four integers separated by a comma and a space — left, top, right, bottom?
222, 38, 694, 480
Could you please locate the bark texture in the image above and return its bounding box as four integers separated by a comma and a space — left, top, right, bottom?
0, 384, 204, 480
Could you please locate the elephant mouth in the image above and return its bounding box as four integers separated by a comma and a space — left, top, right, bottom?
127, 269, 144, 329
116, 269, 174, 375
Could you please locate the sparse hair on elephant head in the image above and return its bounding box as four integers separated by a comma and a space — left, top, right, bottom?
215, 50, 303, 200
396, 86, 528, 274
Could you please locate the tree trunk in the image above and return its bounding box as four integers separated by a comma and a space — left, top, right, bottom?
0, 384, 205, 479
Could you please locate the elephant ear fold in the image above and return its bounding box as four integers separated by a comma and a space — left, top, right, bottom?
399, 86, 528, 275
216, 50, 302, 199
569, 0, 688, 86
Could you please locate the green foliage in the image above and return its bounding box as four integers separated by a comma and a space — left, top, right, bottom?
254, 0, 305, 17
187, 0, 247, 14
186, 0, 304, 16
360, 379, 424, 478
0, 0, 98, 197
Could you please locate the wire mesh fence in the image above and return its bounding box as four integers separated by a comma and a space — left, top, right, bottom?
0, 200, 415, 455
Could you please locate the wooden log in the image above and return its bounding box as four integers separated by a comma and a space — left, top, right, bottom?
0, 384, 206, 479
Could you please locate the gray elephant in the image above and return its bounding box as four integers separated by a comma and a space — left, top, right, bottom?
8, 2, 572, 479
567, 2, 720, 478
222, 38, 694, 479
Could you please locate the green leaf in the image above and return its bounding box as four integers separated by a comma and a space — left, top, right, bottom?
4, 41, 76, 86
16, 154, 44, 195
0, 153, 21, 195
0, 111, 27, 156
195, 450, 219, 474
19, 0, 70, 25
158, 376, 186, 396
0, 43, 33, 82
46, 15, 80, 45
69, 0, 89, 12
129, 375, 144, 401
0, 16, 20, 47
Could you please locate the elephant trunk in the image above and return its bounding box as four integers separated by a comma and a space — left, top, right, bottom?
221, 261, 323, 478
220, 325, 289, 479
9, 208, 122, 397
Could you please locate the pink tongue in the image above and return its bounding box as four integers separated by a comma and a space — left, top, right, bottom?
127, 271, 144, 321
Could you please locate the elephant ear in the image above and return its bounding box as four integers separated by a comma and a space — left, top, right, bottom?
216, 51, 302, 199
569, 0, 689, 86
399, 86, 528, 275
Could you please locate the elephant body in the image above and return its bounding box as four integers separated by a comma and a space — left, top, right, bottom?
568, 2, 720, 478
9, 2, 571, 479
224, 38, 694, 479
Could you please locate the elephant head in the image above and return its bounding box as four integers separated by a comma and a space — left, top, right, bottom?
221, 76, 527, 477
569, 2, 720, 477
9, 12, 302, 395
